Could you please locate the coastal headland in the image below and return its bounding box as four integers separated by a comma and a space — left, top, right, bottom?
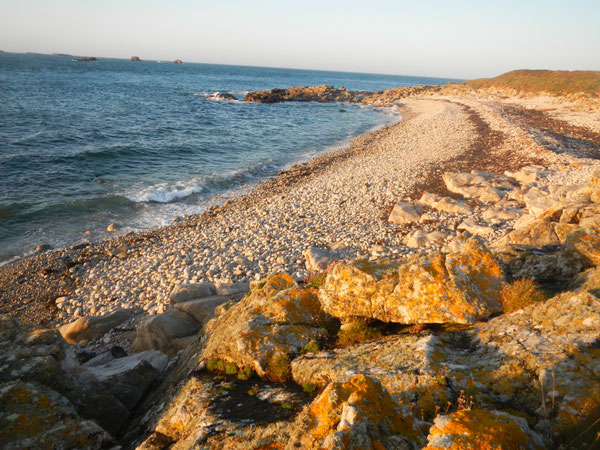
1, 70, 600, 448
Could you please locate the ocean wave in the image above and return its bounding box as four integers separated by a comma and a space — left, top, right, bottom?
10, 131, 43, 145
126, 162, 277, 203
127, 180, 207, 203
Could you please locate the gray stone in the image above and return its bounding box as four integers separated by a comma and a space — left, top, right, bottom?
169, 282, 216, 303
0, 316, 129, 435
482, 207, 523, 222
302, 247, 338, 273
418, 192, 473, 215
214, 281, 249, 297
85, 350, 168, 410
132, 308, 200, 355
58, 308, 134, 344
505, 165, 550, 185
443, 171, 513, 202
173, 295, 229, 324
388, 201, 421, 224
457, 218, 495, 235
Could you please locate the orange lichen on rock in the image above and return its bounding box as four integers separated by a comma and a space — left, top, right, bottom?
319, 236, 503, 324
304, 374, 426, 449
201, 273, 330, 380
424, 409, 544, 449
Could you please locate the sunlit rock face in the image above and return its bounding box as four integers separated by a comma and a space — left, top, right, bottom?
319, 235, 503, 324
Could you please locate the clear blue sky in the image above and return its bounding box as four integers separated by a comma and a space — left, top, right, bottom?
1, 0, 598, 79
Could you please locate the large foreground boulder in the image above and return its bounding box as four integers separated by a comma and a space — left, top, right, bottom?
319, 236, 503, 324
200, 273, 331, 380
84, 350, 169, 410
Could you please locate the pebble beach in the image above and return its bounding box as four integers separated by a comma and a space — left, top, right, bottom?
3, 80, 600, 448
3, 93, 600, 329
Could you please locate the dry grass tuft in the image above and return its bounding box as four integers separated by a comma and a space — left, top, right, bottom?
501, 278, 546, 313
337, 319, 382, 347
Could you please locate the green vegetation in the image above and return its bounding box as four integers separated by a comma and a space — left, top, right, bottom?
303, 382, 318, 395
464, 70, 600, 97
337, 319, 382, 347
300, 341, 321, 355
501, 278, 546, 313
281, 401, 293, 410
305, 272, 327, 289
237, 366, 255, 381
266, 354, 292, 382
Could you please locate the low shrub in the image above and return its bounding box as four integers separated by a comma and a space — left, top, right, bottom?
300, 341, 321, 354
305, 272, 327, 289
337, 319, 382, 347
237, 366, 255, 380
501, 279, 546, 313
266, 354, 291, 382
303, 383, 318, 395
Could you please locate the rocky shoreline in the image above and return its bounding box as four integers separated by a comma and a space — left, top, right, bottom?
2, 85, 600, 449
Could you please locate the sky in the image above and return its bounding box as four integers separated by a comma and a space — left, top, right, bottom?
1, 0, 598, 79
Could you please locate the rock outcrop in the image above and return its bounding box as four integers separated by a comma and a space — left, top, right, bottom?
244, 85, 355, 103
0, 381, 115, 449
292, 290, 600, 441
200, 273, 331, 380
0, 315, 169, 438
442, 171, 517, 203
318, 235, 503, 324
300, 374, 427, 449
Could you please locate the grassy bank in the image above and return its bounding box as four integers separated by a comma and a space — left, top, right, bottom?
463, 69, 600, 96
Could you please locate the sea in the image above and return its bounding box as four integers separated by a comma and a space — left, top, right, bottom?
0, 52, 460, 264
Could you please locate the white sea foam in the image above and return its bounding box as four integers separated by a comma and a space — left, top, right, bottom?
190, 91, 243, 102
126, 180, 207, 203
126, 162, 276, 204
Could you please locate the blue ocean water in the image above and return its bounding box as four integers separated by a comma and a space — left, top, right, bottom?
0, 53, 460, 263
